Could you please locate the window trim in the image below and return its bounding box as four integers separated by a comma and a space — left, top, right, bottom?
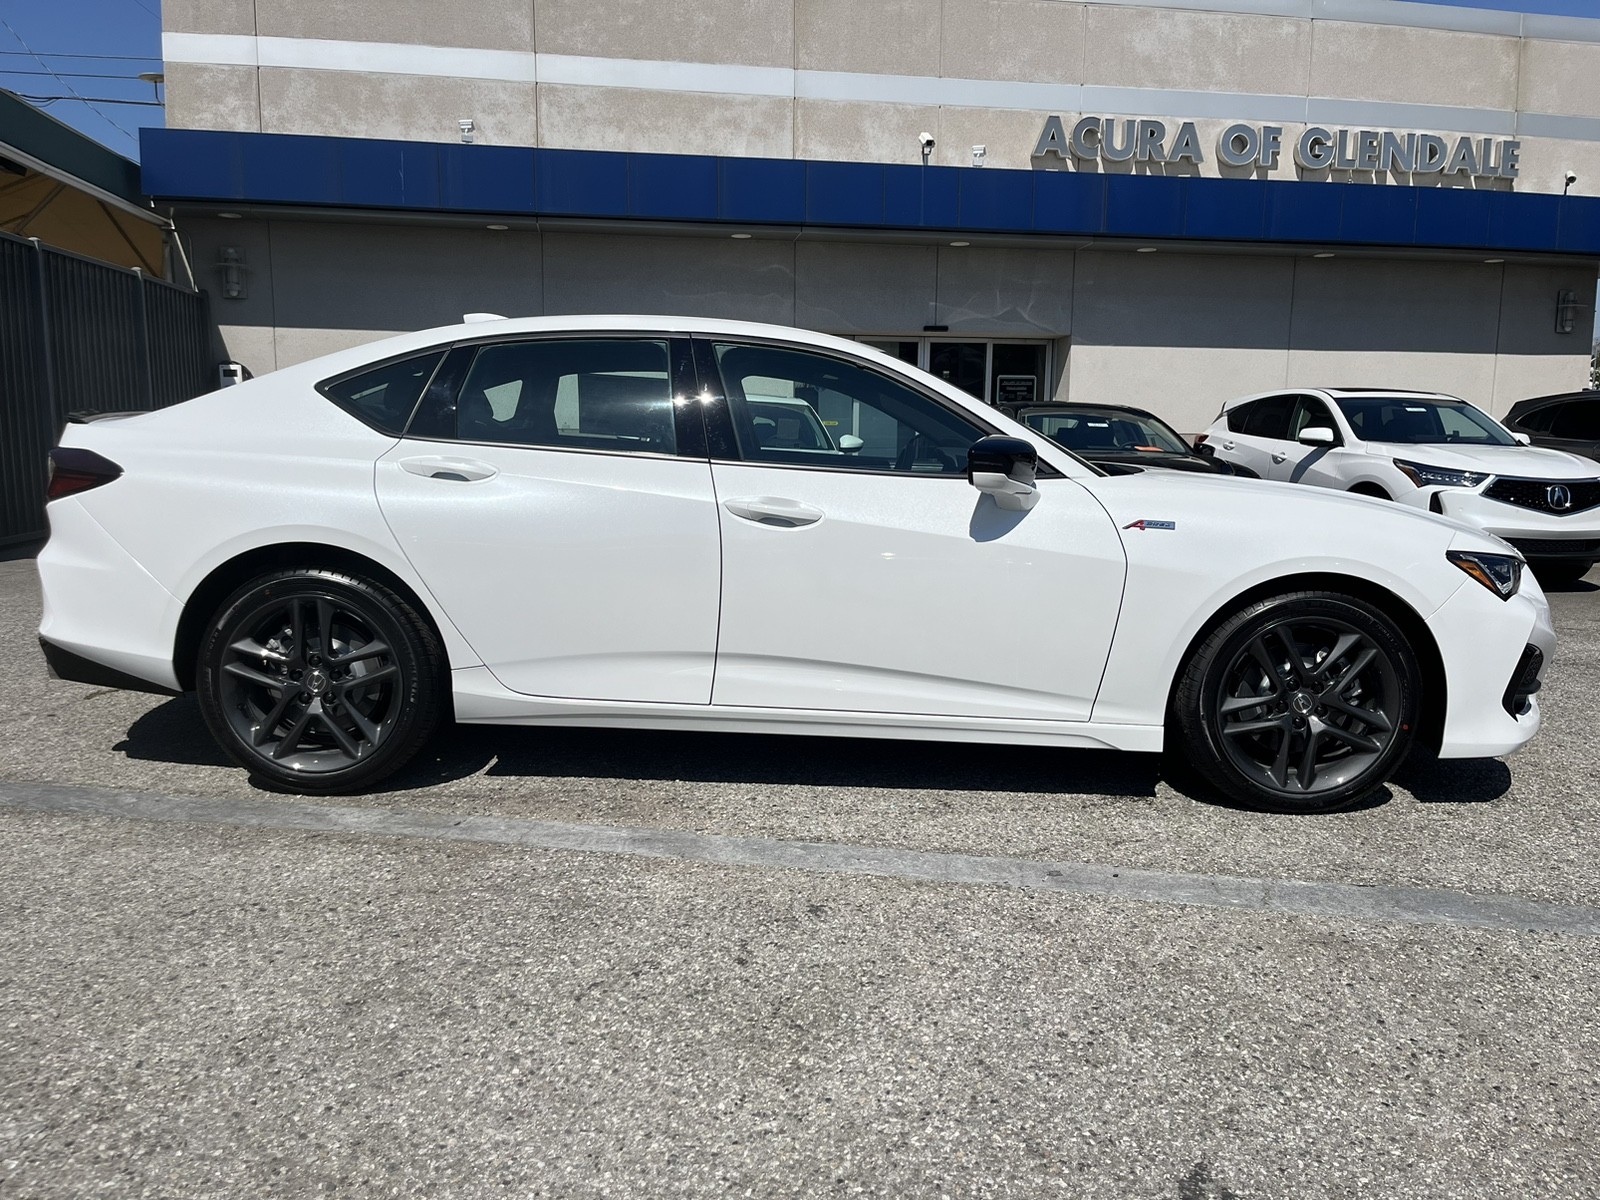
691, 333, 1066, 480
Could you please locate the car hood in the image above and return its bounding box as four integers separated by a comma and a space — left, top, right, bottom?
1361, 440, 1600, 479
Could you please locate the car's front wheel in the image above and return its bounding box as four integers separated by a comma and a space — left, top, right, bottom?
1171, 592, 1419, 813
197, 569, 444, 793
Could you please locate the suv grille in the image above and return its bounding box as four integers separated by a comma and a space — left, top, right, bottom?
1483, 476, 1600, 515
1504, 537, 1600, 558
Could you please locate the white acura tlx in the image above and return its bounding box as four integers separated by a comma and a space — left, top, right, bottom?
38, 317, 1553, 813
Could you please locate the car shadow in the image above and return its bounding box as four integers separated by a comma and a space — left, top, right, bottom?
114, 697, 1166, 799
1393, 753, 1512, 804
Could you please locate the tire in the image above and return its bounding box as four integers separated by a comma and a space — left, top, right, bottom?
196, 569, 445, 794
1530, 559, 1594, 589
1348, 484, 1391, 501
1171, 591, 1420, 813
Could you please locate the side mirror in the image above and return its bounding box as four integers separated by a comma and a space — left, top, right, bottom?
837, 434, 864, 453
1512, 432, 1532, 446
1297, 426, 1337, 447
968, 435, 1039, 511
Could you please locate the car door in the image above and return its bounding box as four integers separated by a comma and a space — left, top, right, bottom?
1271, 395, 1347, 486
1544, 400, 1600, 466
1216, 395, 1295, 478
373, 334, 722, 703
698, 337, 1127, 721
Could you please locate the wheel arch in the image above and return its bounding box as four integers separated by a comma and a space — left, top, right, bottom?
172, 542, 453, 692
1347, 482, 1392, 500
1164, 571, 1447, 754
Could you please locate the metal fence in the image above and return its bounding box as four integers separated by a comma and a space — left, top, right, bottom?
0, 231, 213, 545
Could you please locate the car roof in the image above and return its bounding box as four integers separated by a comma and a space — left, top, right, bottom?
1010, 402, 1162, 419
1506, 390, 1600, 413
1220, 388, 1463, 410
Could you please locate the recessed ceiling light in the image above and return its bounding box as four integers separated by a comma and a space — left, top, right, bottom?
485, 223, 509, 231
1135, 246, 1158, 253
1313, 252, 1336, 258
216, 212, 241, 219
949, 240, 970, 247
1484, 257, 1504, 264
730, 232, 752, 239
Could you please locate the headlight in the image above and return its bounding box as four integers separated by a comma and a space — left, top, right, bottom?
1446, 549, 1522, 600
1394, 459, 1489, 489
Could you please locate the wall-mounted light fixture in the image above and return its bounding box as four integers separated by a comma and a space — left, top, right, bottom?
216, 246, 248, 300
1555, 288, 1586, 334
971, 144, 987, 168
459, 118, 476, 144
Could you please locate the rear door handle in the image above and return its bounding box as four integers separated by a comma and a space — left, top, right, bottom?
1271, 452, 1287, 464
722, 496, 824, 528
1221, 440, 1236, 451
398, 455, 498, 482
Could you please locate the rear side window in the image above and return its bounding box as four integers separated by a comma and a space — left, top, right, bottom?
1551, 402, 1600, 441
451, 339, 676, 455
320, 351, 446, 435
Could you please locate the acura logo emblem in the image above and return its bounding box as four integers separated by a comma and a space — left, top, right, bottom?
1548, 484, 1574, 511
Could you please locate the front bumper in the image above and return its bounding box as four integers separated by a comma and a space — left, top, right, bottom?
1431, 488, 1600, 558
1427, 558, 1555, 759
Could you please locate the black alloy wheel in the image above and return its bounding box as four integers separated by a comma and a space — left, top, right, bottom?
197, 569, 444, 793
1172, 592, 1419, 813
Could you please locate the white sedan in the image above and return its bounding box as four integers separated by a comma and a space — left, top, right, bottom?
1198, 387, 1600, 587
38, 318, 1553, 813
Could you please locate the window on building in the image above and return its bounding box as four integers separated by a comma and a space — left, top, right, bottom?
858, 338, 1050, 406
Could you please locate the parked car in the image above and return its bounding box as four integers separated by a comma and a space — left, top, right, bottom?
39, 319, 1552, 813
1199, 388, 1600, 587
1504, 390, 1600, 466
1001, 402, 1235, 475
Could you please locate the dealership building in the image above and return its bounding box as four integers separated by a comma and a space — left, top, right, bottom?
143, 0, 1600, 431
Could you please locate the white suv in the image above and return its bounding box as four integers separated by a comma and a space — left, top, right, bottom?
1199, 388, 1600, 586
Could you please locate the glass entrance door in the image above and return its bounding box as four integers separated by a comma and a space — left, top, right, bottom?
860, 338, 1049, 407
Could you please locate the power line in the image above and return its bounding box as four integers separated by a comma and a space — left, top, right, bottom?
13, 94, 163, 106
0, 15, 134, 138
0, 50, 161, 62
0, 69, 160, 80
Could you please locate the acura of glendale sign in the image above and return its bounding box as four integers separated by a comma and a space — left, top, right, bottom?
1033, 115, 1521, 181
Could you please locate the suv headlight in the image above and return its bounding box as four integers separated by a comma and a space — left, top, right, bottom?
1394, 459, 1489, 489
1447, 549, 1522, 600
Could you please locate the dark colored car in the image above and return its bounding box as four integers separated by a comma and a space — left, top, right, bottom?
1002, 402, 1236, 475
1504, 391, 1600, 465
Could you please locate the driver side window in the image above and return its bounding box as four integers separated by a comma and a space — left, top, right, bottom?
711, 342, 986, 475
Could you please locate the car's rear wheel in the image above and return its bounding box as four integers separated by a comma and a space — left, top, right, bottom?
197, 569, 444, 793
1171, 592, 1419, 813
1529, 558, 1594, 588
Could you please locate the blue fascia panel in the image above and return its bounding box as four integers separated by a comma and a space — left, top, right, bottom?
137, 127, 1600, 257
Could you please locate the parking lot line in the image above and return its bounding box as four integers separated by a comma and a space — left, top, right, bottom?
5, 777, 1598, 939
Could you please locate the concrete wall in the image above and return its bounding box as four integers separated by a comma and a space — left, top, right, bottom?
182, 217, 1594, 432
161, 0, 1600, 198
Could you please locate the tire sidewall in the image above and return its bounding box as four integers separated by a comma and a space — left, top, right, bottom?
1180, 593, 1420, 813
197, 569, 440, 793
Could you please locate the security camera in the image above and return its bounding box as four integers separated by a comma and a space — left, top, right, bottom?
918, 132, 935, 150
1566, 170, 1579, 185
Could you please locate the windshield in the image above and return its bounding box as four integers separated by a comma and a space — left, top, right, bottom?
1334, 396, 1516, 446
1023, 409, 1190, 455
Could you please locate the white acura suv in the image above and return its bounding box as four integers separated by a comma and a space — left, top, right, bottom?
38, 318, 1553, 813
1199, 388, 1600, 586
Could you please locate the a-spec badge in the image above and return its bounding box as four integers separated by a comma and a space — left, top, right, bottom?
1123, 519, 1177, 531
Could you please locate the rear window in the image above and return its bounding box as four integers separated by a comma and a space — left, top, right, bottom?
320, 351, 446, 435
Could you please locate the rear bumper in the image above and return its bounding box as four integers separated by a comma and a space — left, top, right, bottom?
39, 636, 180, 696
36, 497, 185, 693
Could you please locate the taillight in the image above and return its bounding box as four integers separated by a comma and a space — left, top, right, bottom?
47, 447, 122, 501
1193, 433, 1209, 445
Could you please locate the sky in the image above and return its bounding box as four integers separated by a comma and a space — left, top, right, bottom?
0, 0, 163, 162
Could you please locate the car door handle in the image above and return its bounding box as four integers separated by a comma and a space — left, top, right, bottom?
398, 455, 498, 483
1221, 440, 1236, 451
722, 496, 824, 528
1271, 452, 1288, 464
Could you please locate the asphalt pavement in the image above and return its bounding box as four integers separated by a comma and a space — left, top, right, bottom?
1, 551, 1597, 1198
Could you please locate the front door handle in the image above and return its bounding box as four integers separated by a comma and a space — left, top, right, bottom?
1271, 452, 1288, 464
722, 496, 824, 528
398, 455, 498, 482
